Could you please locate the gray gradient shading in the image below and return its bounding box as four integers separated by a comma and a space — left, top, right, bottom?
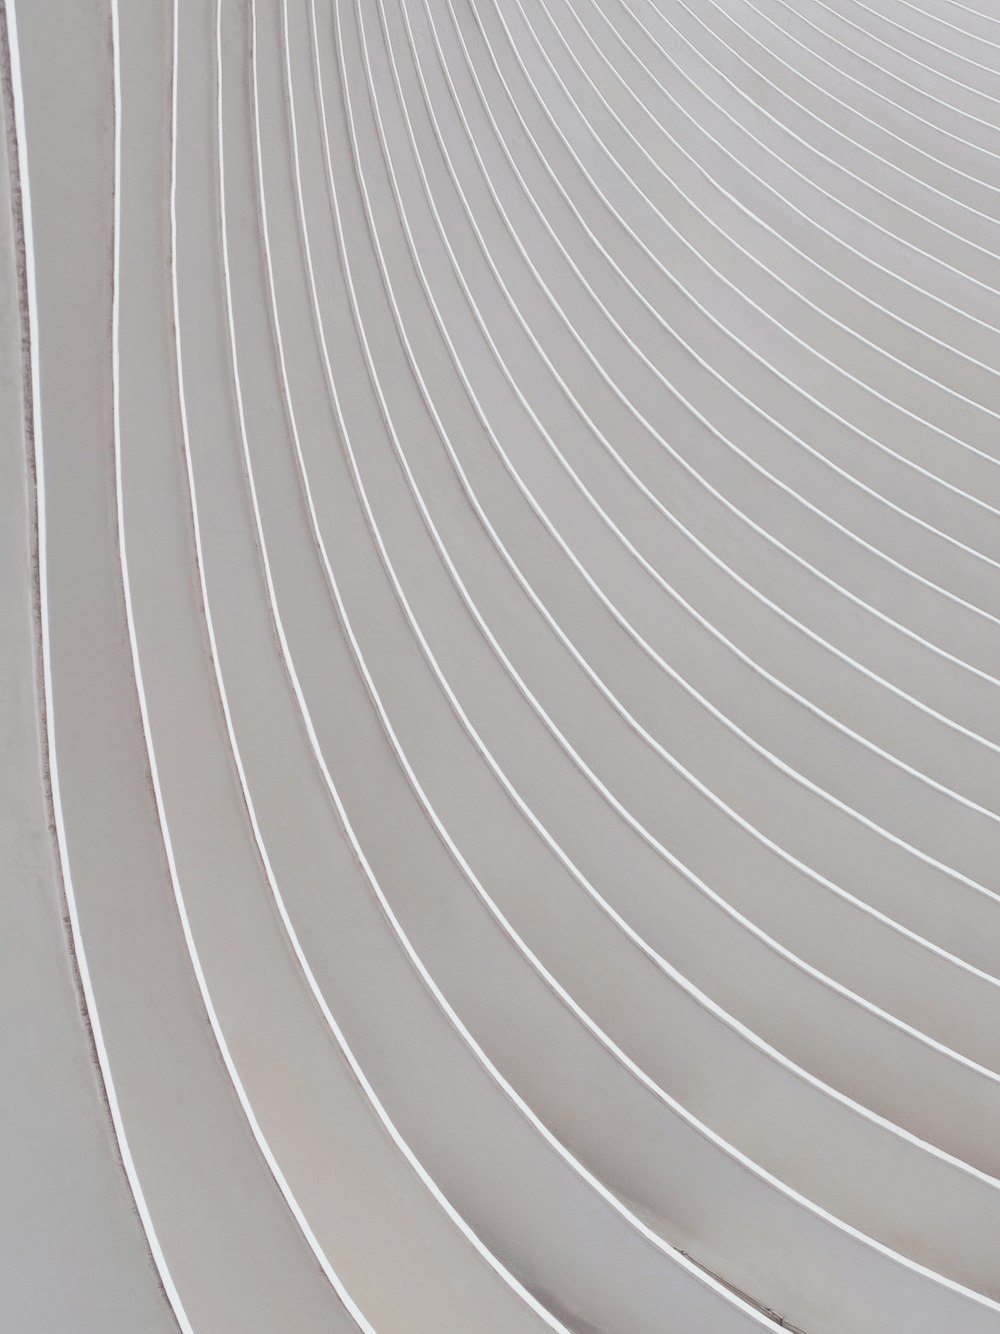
3, 1, 1000, 1330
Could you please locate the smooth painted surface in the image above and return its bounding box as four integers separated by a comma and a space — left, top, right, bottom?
4, 1, 1000, 1330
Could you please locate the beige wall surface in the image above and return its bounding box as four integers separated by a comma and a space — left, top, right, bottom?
4, 1, 1000, 1330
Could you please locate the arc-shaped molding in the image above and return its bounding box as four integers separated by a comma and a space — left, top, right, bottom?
4, 1, 1000, 1331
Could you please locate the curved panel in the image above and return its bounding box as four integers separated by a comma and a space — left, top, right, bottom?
4, 1, 1000, 1330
